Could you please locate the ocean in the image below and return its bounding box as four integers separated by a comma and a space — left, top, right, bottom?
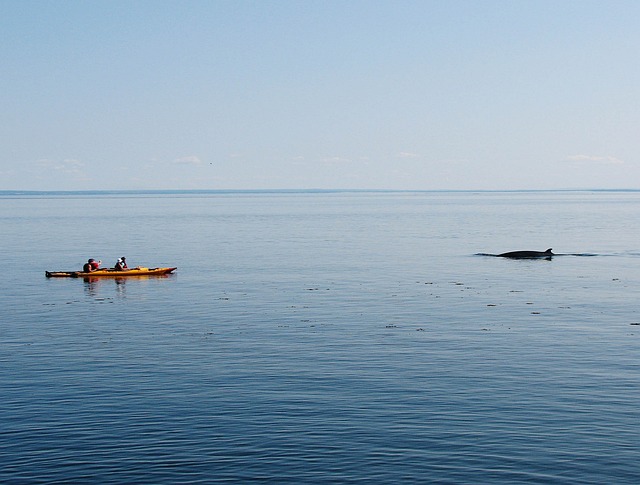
1, 190, 639, 483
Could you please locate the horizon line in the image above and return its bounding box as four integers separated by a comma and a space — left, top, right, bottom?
2, 187, 640, 196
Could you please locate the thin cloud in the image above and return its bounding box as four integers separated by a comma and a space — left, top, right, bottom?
321, 156, 353, 164
564, 155, 624, 165
37, 158, 85, 174
396, 151, 420, 159
173, 155, 203, 165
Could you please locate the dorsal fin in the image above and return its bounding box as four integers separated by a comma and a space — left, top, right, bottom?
545, 248, 553, 253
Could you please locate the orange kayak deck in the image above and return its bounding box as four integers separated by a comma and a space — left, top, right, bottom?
46, 267, 177, 278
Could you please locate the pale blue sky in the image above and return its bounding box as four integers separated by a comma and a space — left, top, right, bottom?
1, 0, 639, 190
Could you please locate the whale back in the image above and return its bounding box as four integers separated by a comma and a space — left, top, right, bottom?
498, 248, 554, 259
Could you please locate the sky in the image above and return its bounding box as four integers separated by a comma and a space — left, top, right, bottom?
1, 0, 639, 191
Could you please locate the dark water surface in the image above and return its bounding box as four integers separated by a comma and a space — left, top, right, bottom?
1, 191, 639, 483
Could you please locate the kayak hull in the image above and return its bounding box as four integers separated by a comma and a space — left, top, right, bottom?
46, 267, 177, 278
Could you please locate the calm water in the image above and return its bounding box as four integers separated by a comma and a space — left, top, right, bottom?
1, 191, 640, 483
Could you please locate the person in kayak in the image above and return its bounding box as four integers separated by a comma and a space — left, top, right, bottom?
114, 257, 128, 271
83, 258, 101, 272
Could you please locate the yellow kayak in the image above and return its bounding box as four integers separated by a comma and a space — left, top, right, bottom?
46, 267, 177, 278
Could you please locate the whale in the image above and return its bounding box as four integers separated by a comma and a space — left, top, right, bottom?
497, 248, 554, 259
